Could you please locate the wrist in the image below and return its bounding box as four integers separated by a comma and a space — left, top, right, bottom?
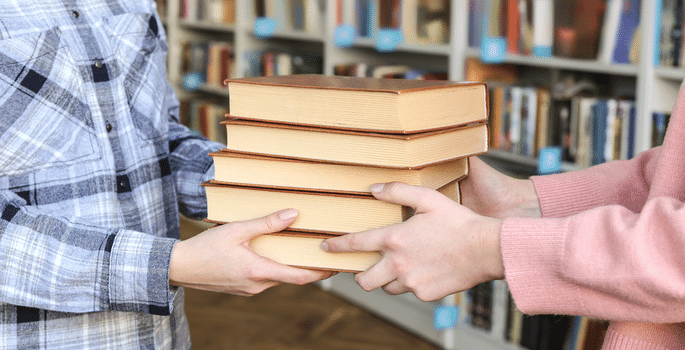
169, 240, 188, 287
507, 179, 542, 218
485, 217, 505, 280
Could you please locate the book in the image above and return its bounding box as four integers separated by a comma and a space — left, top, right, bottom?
248, 231, 382, 272
532, 0, 554, 56
210, 150, 469, 195
597, 0, 623, 63
612, 0, 641, 64
221, 118, 489, 168
224, 74, 488, 133
203, 179, 461, 235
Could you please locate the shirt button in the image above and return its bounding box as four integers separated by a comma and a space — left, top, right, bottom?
95, 60, 102, 68
72, 10, 79, 18
106, 123, 112, 132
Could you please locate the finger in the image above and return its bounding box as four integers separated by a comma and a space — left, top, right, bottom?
370, 182, 442, 213
227, 208, 298, 241
320, 228, 388, 253
257, 257, 334, 285
381, 280, 410, 296
353, 256, 396, 292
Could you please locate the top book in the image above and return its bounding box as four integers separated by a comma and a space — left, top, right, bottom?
224, 74, 488, 134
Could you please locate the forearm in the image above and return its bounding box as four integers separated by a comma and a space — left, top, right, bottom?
167, 117, 223, 220
503, 196, 685, 323
531, 147, 659, 218
0, 191, 177, 315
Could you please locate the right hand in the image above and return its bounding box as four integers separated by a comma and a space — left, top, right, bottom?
169, 209, 334, 296
460, 157, 542, 219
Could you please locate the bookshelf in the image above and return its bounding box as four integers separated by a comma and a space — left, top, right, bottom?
160, 0, 682, 349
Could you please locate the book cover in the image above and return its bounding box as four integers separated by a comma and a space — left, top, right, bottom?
225, 74, 488, 134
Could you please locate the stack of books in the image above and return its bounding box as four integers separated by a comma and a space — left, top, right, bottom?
203, 74, 489, 272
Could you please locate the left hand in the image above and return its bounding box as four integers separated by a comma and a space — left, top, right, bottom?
321, 182, 505, 302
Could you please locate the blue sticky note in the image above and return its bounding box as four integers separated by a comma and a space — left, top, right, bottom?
182, 72, 204, 91
434, 305, 459, 330
537, 146, 563, 174
254, 17, 276, 38
480, 36, 506, 63
334, 24, 356, 47
533, 45, 553, 58
375, 28, 403, 53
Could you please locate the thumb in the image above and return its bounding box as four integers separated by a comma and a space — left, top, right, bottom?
369, 182, 439, 213
228, 208, 298, 241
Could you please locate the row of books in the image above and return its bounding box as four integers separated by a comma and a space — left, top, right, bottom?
464, 281, 609, 350
250, 50, 324, 77
337, 0, 450, 45
256, 0, 325, 33
489, 85, 552, 158
179, 0, 236, 24
180, 40, 234, 89
203, 74, 490, 272
470, 0, 641, 64
563, 97, 637, 168
489, 83, 640, 168
334, 62, 448, 80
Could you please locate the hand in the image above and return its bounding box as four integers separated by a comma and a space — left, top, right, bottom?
169, 209, 334, 296
321, 182, 504, 302
461, 157, 541, 219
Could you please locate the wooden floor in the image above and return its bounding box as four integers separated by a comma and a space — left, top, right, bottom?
180, 218, 441, 350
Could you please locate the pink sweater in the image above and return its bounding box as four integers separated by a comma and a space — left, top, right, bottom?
501, 84, 685, 349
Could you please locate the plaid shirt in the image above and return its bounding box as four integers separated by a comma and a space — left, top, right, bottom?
0, 0, 223, 348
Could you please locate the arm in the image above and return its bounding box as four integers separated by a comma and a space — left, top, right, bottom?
503, 196, 685, 323
530, 147, 660, 218
0, 190, 177, 314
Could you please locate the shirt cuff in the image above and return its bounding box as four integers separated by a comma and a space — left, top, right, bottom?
107, 229, 179, 315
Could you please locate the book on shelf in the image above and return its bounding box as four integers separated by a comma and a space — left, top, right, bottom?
652, 112, 671, 147
611, 0, 641, 64
248, 231, 382, 272
224, 74, 488, 133
203, 179, 461, 235
221, 118, 489, 168
658, 0, 685, 67
210, 150, 469, 195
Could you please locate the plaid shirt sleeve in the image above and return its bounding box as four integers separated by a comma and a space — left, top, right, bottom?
166, 82, 225, 220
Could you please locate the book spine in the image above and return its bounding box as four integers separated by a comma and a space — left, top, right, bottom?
597, 0, 624, 63
611, 0, 641, 64
532, 0, 554, 57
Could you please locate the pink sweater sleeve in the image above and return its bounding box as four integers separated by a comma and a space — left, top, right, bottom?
501, 147, 685, 323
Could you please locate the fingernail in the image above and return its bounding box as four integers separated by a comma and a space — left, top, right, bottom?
278, 209, 298, 221
370, 183, 384, 193
320, 241, 329, 251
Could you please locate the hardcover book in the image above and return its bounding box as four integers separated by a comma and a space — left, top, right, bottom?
248, 231, 382, 272
210, 150, 469, 195
224, 74, 488, 133
221, 118, 489, 168
203, 179, 461, 235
